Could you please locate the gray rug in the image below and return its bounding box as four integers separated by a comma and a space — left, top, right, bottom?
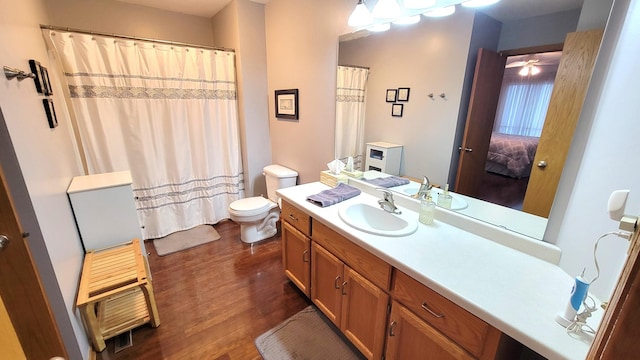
152, 224, 220, 256
255, 305, 365, 360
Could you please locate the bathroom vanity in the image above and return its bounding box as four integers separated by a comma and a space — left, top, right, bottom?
278, 182, 601, 360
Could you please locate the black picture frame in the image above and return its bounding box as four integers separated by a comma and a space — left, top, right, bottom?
397, 87, 410, 102
392, 103, 404, 117
386, 89, 397, 102
29, 59, 46, 95
41, 66, 53, 96
275, 89, 299, 120
42, 98, 58, 128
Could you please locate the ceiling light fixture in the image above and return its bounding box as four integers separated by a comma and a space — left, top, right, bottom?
368, 22, 392, 32
422, 5, 456, 17
372, 0, 402, 20
392, 15, 421, 25
403, 0, 437, 10
461, 0, 500, 8
348, 0, 374, 27
519, 65, 540, 76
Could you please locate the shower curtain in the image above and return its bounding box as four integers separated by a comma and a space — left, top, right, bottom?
335, 66, 369, 170
45, 30, 244, 239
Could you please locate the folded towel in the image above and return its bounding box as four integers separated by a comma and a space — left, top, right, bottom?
307, 183, 361, 207
364, 176, 410, 188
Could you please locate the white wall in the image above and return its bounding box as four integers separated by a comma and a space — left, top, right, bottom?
213, 0, 271, 197
264, 0, 351, 183
338, 9, 477, 186
0, 0, 85, 358
547, 0, 638, 300
497, 9, 581, 51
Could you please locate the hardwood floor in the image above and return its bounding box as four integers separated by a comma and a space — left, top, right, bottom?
96, 220, 310, 360
476, 171, 528, 210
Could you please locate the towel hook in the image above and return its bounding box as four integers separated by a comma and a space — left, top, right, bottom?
427, 93, 435, 100
3, 66, 35, 81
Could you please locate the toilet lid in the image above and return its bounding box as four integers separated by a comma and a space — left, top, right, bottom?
229, 197, 276, 217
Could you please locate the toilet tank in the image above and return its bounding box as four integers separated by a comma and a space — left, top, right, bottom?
263, 164, 298, 203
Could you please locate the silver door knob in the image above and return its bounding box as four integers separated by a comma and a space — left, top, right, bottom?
0, 235, 8, 251
537, 160, 548, 168
458, 146, 473, 152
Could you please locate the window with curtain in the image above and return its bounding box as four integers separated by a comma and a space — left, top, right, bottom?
493, 69, 557, 137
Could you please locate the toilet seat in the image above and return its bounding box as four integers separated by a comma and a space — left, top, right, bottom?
229, 196, 277, 217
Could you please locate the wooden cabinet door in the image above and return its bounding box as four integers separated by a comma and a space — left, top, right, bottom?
341, 267, 389, 360
386, 302, 473, 360
311, 242, 344, 326
282, 221, 310, 296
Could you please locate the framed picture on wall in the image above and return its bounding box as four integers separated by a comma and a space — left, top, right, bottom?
42, 98, 58, 128
29, 59, 46, 95
397, 87, 410, 101
386, 89, 397, 102
275, 89, 299, 120
392, 103, 403, 117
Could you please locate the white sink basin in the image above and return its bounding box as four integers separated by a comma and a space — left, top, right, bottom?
338, 203, 418, 237
401, 188, 468, 210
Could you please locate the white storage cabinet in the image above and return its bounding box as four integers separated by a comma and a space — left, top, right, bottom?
364, 142, 403, 175
67, 171, 147, 259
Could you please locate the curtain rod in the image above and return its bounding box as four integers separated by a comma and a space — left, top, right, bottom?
339, 64, 370, 70
40, 24, 234, 53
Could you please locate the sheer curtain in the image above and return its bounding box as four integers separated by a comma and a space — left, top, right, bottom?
493, 70, 556, 137
45, 30, 244, 239
335, 66, 369, 169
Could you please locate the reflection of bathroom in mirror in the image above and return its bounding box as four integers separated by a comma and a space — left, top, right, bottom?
335, 0, 613, 240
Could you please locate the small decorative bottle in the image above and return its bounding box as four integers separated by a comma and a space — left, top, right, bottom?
419, 191, 435, 225
437, 184, 453, 209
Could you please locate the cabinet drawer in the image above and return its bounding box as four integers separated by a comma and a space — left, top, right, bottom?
281, 200, 311, 237
313, 221, 391, 291
392, 270, 491, 358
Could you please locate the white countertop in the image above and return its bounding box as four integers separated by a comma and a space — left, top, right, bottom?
277, 182, 602, 360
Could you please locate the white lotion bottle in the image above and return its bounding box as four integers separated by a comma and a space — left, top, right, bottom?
419, 192, 435, 225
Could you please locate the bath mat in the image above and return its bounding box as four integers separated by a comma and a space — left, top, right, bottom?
152, 225, 220, 256
255, 305, 365, 360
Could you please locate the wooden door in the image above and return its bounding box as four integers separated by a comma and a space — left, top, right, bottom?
341, 267, 388, 360
311, 242, 344, 326
385, 302, 472, 360
455, 49, 507, 198
0, 166, 67, 359
588, 225, 640, 359
522, 29, 603, 217
281, 221, 311, 296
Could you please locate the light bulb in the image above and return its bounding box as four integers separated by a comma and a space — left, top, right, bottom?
518, 66, 529, 76
348, 0, 374, 27
422, 5, 456, 17
530, 66, 540, 75
372, 0, 401, 20
461, 0, 500, 8
368, 23, 391, 32
393, 15, 421, 25
403, 0, 437, 10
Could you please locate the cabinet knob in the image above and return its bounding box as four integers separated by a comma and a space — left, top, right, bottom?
334, 275, 342, 289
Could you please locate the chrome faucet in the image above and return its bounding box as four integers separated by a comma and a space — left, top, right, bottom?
376, 188, 401, 214
413, 176, 432, 199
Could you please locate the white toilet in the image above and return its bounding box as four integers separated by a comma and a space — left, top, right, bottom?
229, 164, 298, 243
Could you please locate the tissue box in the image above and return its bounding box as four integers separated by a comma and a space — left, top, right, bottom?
341, 169, 364, 179
320, 171, 349, 187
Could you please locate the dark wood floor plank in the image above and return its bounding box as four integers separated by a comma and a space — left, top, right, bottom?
96, 220, 310, 360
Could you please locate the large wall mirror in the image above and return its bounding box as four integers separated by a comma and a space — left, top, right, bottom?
335, 0, 613, 240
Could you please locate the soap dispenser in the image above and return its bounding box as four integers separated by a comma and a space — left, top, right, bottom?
419, 191, 435, 225
437, 184, 453, 209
